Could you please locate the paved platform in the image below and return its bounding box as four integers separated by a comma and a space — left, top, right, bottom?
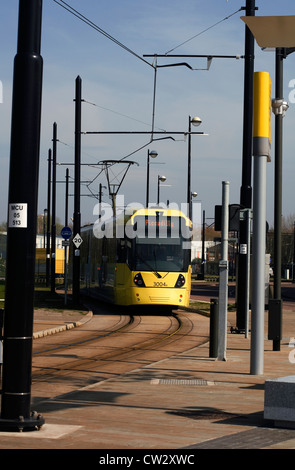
1, 289, 295, 450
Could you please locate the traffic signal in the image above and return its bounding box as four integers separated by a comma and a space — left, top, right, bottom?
214, 204, 240, 232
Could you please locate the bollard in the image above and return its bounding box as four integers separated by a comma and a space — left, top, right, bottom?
209, 299, 219, 358
268, 299, 282, 351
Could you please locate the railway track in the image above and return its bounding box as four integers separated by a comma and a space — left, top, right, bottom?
31, 306, 206, 401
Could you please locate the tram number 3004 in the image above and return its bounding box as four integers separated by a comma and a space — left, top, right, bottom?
153, 282, 168, 287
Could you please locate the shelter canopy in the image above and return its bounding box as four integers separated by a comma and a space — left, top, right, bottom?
241, 16, 295, 48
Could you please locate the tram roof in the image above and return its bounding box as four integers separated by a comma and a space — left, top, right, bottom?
82, 206, 192, 234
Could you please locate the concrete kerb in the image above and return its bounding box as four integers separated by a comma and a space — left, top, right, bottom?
32, 302, 205, 340
33, 311, 93, 339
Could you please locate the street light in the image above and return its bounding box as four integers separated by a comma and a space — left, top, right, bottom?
191, 117, 202, 126
188, 116, 202, 219
240, 15, 295, 357
43, 209, 47, 249
157, 175, 166, 204
146, 149, 158, 207
99, 183, 107, 204
272, 98, 289, 116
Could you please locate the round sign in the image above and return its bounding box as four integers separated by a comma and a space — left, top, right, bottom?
61, 226, 72, 240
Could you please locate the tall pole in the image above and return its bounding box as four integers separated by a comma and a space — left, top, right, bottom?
218, 181, 229, 361
251, 71, 272, 375
187, 116, 192, 219
46, 149, 51, 287
73, 76, 82, 305
64, 168, 69, 306
251, 153, 267, 374
43, 210, 46, 248
99, 183, 103, 204
157, 176, 160, 205
51, 122, 57, 294
146, 150, 150, 207
236, 0, 256, 332
65, 168, 69, 226
146, 149, 158, 207
274, 48, 283, 300
272, 48, 284, 351
201, 209, 205, 280
0, 0, 45, 431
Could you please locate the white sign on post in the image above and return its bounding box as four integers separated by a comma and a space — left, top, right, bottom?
8, 203, 28, 228
73, 233, 83, 248
240, 244, 247, 255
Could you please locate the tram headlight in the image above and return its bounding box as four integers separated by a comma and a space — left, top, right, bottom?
134, 273, 145, 287
175, 274, 185, 288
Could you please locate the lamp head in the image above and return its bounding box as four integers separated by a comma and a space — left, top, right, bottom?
191, 116, 202, 127
149, 150, 158, 158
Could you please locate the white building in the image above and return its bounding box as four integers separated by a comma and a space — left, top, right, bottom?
191, 240, 220, 261
36, 234, 64, 249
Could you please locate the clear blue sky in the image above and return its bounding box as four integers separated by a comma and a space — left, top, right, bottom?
1, 0, 295, 230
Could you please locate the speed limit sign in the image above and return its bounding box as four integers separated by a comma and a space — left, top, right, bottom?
73, 233, 83, 248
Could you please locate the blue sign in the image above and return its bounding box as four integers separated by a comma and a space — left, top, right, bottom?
61, 226, 72, 240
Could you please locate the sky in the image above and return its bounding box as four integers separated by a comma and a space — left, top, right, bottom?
1, 0, 295, 234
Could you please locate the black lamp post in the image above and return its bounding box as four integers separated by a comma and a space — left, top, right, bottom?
51, 122, 57, 294
157, 175, 166, 204
187, 116, 202, 220
43, 209, 47, 248
239, 14, 295, 346
270, 47, 291, 351
46, 149, 51, 287
236, 0, 256, 333
0, 0, 45, 432
146, 149, 158, 207
72, 76, 82, 306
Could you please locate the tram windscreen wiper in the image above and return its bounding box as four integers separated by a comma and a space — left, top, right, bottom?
136, 252, 162, 278
153, 248, 162, 278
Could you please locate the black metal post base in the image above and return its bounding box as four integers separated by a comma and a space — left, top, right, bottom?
230, 326, 251, 334
0, 411, 45, 433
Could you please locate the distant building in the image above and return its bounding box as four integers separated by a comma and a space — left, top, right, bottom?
0, 232, 66, 276
191, 240, 220, 261
36, 234, 63, 249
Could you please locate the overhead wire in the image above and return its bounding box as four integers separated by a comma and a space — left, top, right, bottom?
165, 7, 243, 55
82, 99, 166, 132
51, 1, 242, 203
52, 0, 154, 69
52, 0, 161, 180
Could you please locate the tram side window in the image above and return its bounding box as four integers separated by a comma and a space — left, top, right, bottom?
117, 239, 127, 263
99, 237, 108, 285
125, 240, 133, 268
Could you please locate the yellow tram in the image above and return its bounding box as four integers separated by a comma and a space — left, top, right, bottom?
80, 207, 192, 308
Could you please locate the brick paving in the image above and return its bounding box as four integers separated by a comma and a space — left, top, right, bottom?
1, 285, 295, 449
